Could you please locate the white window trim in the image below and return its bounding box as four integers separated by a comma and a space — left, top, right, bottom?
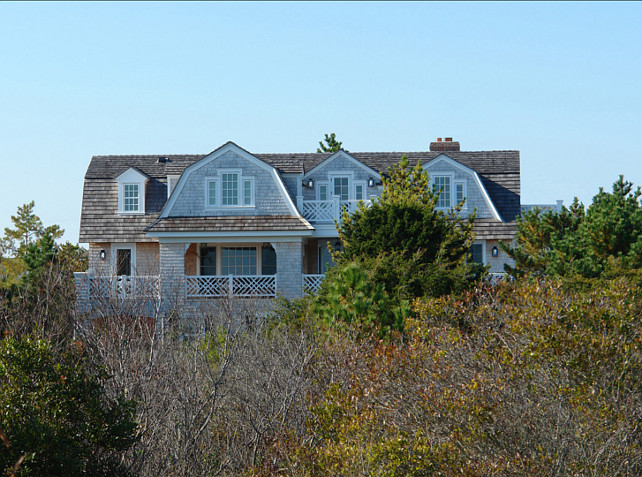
317, 181, 330, 201
354, 181, 367, 201
205, 177, 219, 207
455, 180, 467, 209
111, 243, 136, 276
118, 182, 146, 214
242, 177, 255, 206
432, 173, 455, 210
198, 243, 266, 276
205, 170, 256, 209
329, 172, 353, 201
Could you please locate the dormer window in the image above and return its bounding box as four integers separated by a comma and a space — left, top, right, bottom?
124, 184, 139, 212
206, 170, 255, 208
116, 167, 148, 214
433, 176, 452, 208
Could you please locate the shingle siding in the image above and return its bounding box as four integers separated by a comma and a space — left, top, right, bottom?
79, 144, 520, 245
167, 150, 293, 218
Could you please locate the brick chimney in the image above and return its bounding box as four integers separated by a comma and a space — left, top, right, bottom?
430, 137, 460, 152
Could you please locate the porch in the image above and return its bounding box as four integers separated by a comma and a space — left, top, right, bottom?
75, 272, 325, 301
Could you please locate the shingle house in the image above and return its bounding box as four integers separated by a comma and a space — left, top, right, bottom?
74, 139, 519, 312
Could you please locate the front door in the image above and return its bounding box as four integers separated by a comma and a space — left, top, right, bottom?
116, 249, 132, 276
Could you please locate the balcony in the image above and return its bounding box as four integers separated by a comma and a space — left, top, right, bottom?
84, 275, 161, 299
299, 198, 371, 224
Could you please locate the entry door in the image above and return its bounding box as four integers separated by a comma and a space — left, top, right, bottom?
116, 249, 132, 276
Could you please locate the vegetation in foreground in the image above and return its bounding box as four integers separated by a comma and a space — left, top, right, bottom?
0, 171, 641, 475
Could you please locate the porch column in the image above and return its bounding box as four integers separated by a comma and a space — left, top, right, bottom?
272, 241, 304, 300
159, 242, 186, 310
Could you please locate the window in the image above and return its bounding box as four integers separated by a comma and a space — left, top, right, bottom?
243, 179, 253, 206
433, 176, 451, 208
123, 184, 139, 212
355, 183, 365, 201
222, 173, 239, 206
333, 177, 349, 201
221, 247, 257, 275
261, 246, 277, 275
318, 183, 328, 201
200, 247, 217, 275
206, 172, 254, 207
469, 244, 484, 264
455, 180, 467, 207
207, 180, 218, 206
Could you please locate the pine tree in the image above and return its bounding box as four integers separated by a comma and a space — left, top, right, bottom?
316, 133, 344, 153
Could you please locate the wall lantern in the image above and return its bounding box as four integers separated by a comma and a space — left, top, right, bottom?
368, 177, 375, 188
303, 178, 314, 189
491, 246, 499, 258
99, 249, 107, 260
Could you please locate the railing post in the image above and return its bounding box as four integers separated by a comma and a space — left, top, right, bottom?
332, 195, 340, 222
228, 275, 233, 297
297, 195, 303, 213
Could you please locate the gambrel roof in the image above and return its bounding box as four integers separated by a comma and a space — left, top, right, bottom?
79, 143, 519, 243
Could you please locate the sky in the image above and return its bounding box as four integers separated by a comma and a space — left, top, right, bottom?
1, 2, 641, 244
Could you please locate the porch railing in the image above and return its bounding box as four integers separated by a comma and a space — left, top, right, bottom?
303, 274, 325, 294
87, 275, 160, 299
300, 198, 371, 224
185, 275, 277, 298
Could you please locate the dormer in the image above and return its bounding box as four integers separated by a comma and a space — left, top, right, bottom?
116, 167, 149, 214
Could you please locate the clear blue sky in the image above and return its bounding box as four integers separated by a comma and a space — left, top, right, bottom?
1, 2, 641, 244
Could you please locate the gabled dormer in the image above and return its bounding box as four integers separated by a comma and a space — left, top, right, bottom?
116, 167, 149, 214
302, 150, 381, 202
424, 154, 503, 221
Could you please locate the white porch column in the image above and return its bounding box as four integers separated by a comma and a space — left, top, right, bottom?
159, 242, 186, 309
272, 241, 304, 300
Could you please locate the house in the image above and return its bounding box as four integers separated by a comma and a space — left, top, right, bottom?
74, 138, 519, 314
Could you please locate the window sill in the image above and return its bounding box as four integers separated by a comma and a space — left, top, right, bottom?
118, 211, 146, 215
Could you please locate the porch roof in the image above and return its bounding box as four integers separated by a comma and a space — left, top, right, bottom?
145, 215, 314, 234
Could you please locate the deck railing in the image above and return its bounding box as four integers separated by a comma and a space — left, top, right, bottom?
185, 275, 277, 298
300, 197, 371, 224
303, 274, 325, 294
87, 275, 161, 299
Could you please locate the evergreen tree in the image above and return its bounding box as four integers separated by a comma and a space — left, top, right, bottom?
316, 133, 344, 153
2, 201, 63, 257
504, 175, 642, 279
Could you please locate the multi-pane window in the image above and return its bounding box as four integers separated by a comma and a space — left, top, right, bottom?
355, 183, 364, 201
124, 184, 139, 212
469, 244, 484, 264
222, 173, 239, 206
455, 181, 466, 206
208, 180, 217, 206
433, 176, 451, 208
333, 177, 349, 200
208, 173, 254, 207
221, 247, 257, 275
243, 179, 253, 206
318, 184, 328, 201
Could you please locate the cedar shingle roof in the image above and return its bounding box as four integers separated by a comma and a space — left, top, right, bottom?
80, 146, 520, 243
146, 216, 314, 233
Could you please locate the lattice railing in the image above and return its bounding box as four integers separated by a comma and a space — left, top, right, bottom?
185, 275, 277, 298
87, 276, 160, 299
301, 200, 337, 223
303, 274, 325, 294
301, 199, 371, 223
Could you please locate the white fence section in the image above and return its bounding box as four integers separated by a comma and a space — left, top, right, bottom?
87, 275, 160, 299
303, 274, 325, 294
301, 197, 371, 223
185, 275, 277, 298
